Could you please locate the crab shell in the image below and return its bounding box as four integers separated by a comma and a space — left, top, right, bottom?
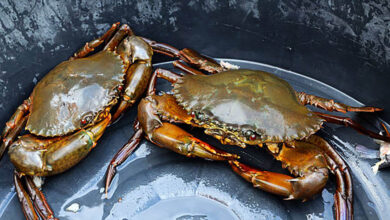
26, 50, 125, 137
173, 69, 324, 143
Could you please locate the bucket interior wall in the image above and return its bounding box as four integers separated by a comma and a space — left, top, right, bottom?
0, 1, 389, 220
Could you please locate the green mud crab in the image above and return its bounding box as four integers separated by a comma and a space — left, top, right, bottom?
0, 23, 231, 220
0, 23, 159, 220
104, 43, 390, 220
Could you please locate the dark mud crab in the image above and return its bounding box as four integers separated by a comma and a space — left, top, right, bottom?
0, 22, 159, 220
104, 43, 390, 220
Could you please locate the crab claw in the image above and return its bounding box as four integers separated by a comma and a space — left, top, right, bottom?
229, 160, 328, 201
288, 168, 329, 200
9, 116, 110, 176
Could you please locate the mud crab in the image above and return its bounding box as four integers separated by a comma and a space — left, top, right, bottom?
104, 43, 390, 220
0, 22, 160, 220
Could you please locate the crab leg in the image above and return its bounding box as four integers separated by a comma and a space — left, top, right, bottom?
0, 99, 30, 160
24, 176, 57, 220
140, 37, 180, 58
173, 60, 206, 75
315, 112, 390, 142
296, 92, 382, 113
177, 48, 224, 74
14, 171, 58, 220
306, 135, 353, 220
307, 135, 352, 201
105, 120, 144, 193
14, 171, 38, 220
147, 68, 182, 95
327, 157, 351, 220
141, 38, 224, 74
147, 67, 208, 97
71, 22, 120, 59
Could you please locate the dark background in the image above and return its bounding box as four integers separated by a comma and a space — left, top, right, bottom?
0, 0, 389, 219
1, 0, 390, 126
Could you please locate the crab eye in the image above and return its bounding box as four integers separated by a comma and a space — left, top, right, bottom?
244, 130, 254, 137
243, 130, 257, 140
81, 113, 94, 125
250, 134, 256, 140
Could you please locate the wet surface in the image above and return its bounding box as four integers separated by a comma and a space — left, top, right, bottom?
0, 60, 389, 219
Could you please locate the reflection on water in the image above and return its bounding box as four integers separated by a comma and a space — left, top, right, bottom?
176, 214, 208, 220
133, 196, 239, 220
